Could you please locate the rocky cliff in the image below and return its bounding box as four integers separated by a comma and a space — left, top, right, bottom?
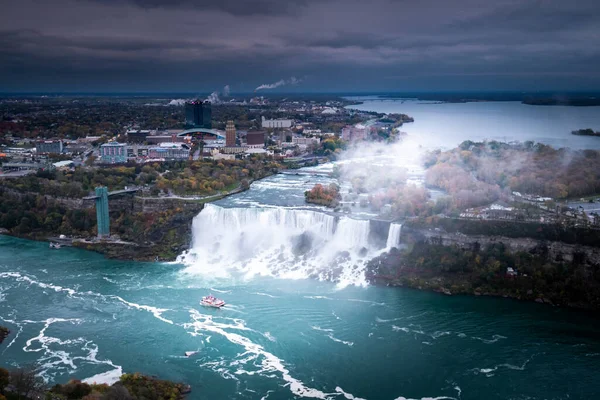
366, 224, 600, 310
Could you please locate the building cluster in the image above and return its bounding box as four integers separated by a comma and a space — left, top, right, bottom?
91, 100, 333, 163
1, 96, 354, 172
98, 120, 271, 163
341, 124, 372, 141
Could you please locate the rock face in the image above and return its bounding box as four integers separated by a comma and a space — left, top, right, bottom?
417, 229, 600, 266
365, 226, 600, 310
132, 197, 208, 213
75, 204, 204, 262
0, 326, 10, 344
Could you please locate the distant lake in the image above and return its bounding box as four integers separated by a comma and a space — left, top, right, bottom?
347, 97, 600, 150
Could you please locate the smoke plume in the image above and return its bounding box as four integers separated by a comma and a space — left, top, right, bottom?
206, 91, 220, 103
255, 77, 302, 91
205, 84, 232, 103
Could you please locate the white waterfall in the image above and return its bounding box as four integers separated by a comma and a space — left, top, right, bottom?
178, 204, 380, 287
386, 223, 402, 249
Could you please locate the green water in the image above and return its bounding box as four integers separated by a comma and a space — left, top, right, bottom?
1, 235, 599, 400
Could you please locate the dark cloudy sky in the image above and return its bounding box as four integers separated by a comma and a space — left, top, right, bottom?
1, 0, 599, 92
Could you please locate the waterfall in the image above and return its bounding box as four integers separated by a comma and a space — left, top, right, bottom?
386, 223, 402, 249
334, 218, 370, 248
178, 204, 380, 286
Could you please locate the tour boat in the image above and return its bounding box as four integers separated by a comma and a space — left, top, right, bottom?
200, 294, 225, 308
49, 243, 61, 249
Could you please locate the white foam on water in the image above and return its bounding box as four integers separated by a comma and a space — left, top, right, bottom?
210, 288, 231, 293
263, 332, 276, 342
0, 273, 177, 332
326, 335, 354, 347
185, 308, 335, 399
473, 355, 533, 378
335, 386, 367, 400
394, 396, 456, 400
252, 292, 280, 298
346, 299, 385, 306
0, 272, 78, 297
79, 342, 123, 385
19, 318, 120, 383
177, 204, 386, 287
312, 326, 354, 347
0, 318, 23, 352
304, 295, 334, 300
82, 366, 123, 385
312, 326, 334, 332
375, 317, 402, 323
472, 334, 507, 344
454, 386, 461, 399
260, 390, 275, 400
109, 295, 173, 324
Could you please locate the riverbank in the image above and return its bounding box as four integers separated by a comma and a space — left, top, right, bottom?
0, 367, 190, 400
366, 224, 600, 311
0, 326, 9, 344
0, 171, 271, 262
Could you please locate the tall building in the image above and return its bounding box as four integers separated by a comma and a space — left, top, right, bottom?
95, 186, 110, 238
203, 103, 212, 128
225, 120, 236, 147
185, 101, 212, 129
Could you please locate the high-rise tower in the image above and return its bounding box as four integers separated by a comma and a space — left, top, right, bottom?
185, 101, 212, 128
95, 186, 110, 238
226, 120, 236, 147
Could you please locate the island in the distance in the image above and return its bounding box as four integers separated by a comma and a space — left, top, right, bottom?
572, 128, 600, 137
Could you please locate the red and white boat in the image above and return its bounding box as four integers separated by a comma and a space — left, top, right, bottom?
201, 294, 225, 308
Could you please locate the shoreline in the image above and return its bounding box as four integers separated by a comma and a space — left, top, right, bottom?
0, 174, 272, 262
367, 270, 596, 311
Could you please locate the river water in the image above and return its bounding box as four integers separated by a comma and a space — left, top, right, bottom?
2, 100, 600, 399
347, 98, 600, 150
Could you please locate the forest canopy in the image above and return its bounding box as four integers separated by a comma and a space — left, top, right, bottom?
424, 141, 600, 210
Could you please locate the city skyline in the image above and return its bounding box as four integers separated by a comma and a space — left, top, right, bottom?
1, 0, 599, 92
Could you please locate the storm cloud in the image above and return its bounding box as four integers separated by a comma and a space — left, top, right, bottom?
1, 0, 599, 92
